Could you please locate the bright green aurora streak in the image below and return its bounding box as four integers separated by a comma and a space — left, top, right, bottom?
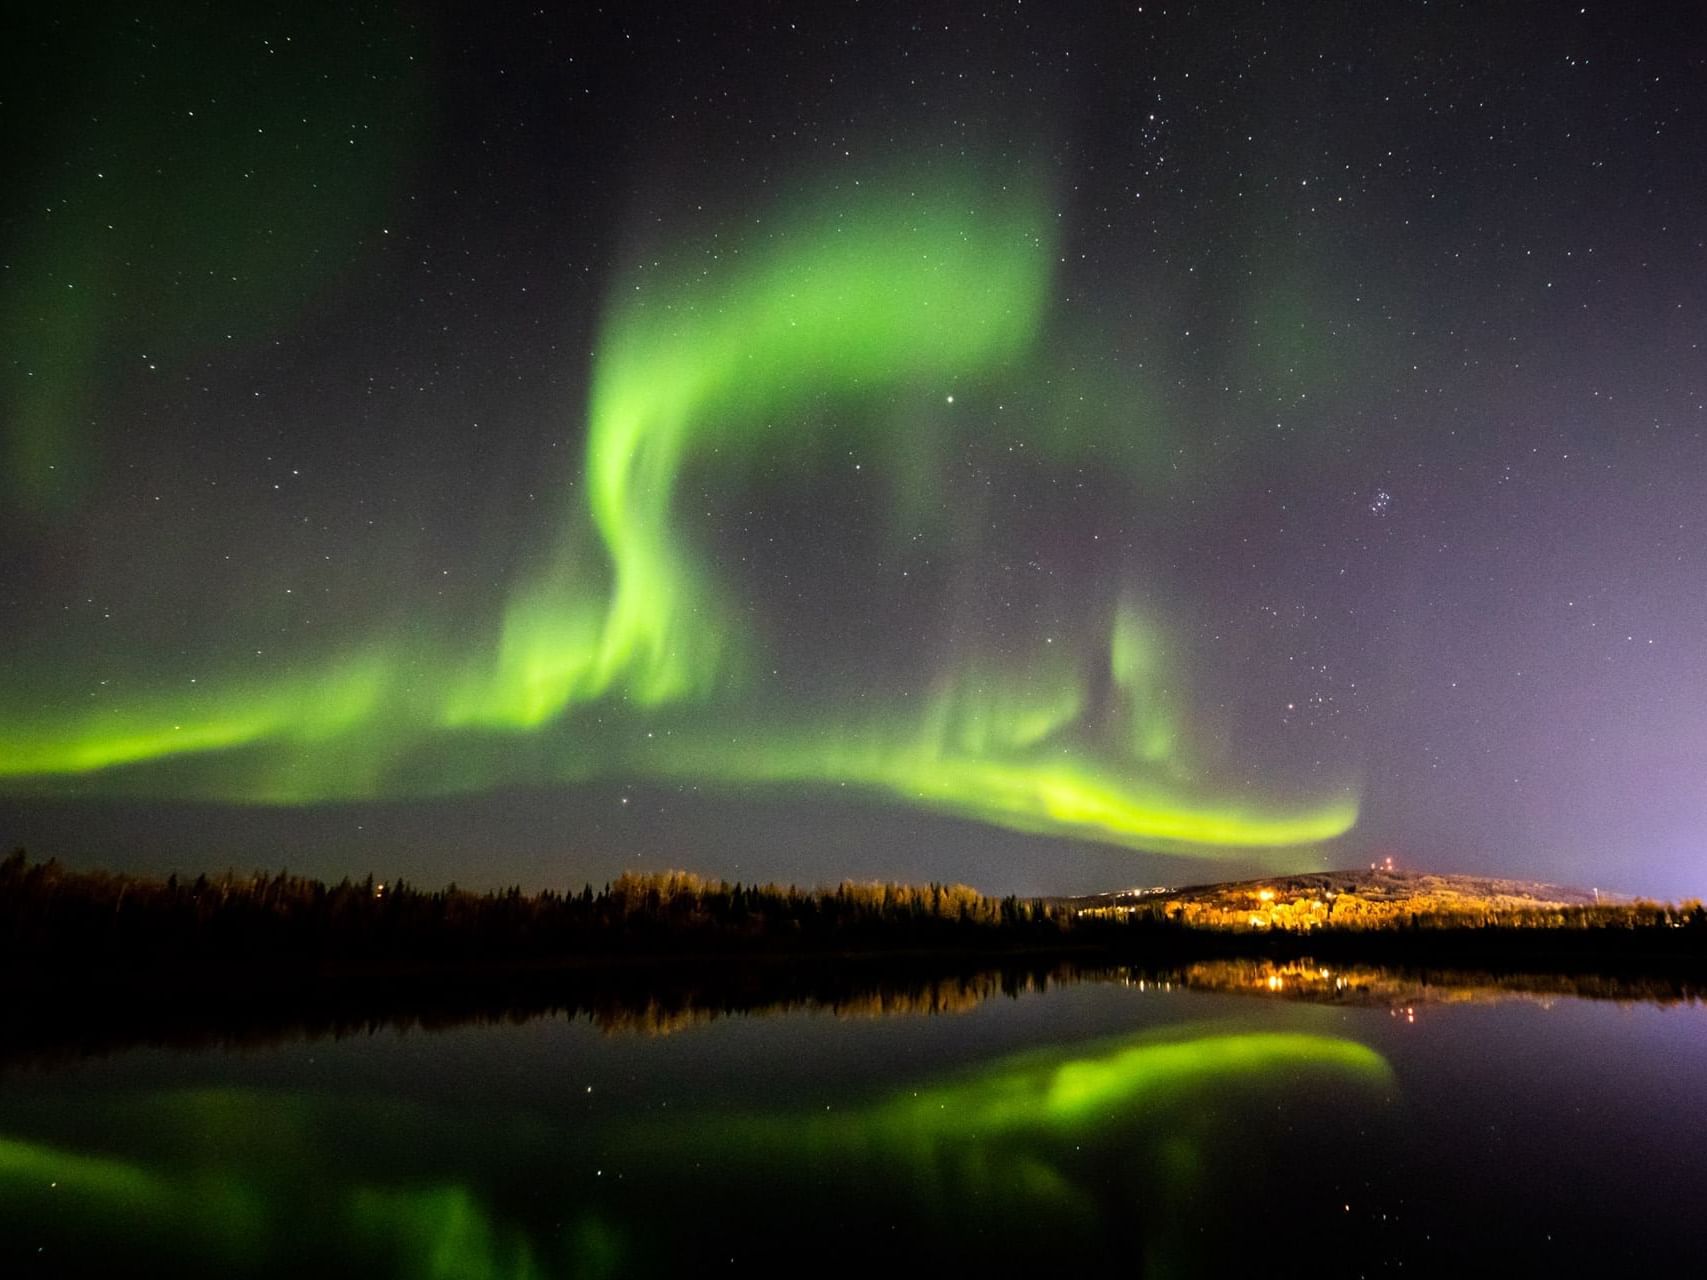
0, 169, 1357, 859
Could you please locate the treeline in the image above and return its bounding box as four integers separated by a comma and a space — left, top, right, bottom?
4, 852, 1704, 983
0, 853, 1078, 974
1087, 888, 1707, 933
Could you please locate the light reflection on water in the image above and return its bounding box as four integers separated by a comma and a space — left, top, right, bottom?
2, 962, 1704, 1275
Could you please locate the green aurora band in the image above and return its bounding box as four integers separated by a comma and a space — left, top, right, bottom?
0, 169, 1358, 858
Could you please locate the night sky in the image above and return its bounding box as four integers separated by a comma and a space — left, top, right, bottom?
3, 1, 1705, 897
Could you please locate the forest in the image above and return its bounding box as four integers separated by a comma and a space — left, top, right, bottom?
1102, 886, 1706, 933
3, 852, 1704, 980
0, 851, 1075, 973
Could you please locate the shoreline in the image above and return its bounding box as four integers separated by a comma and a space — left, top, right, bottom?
4, 929, 1704, 1073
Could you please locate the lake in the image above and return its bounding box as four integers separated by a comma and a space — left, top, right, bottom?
2, 960, 1704, 1276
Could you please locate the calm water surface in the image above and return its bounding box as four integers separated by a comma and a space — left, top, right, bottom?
2, 965, 1704, 1276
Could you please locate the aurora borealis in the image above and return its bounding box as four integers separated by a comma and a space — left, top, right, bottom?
1, 163, 1354, 857
4, 1, 1706, 894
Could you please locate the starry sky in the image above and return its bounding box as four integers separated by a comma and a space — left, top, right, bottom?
3, 1, 1704, 897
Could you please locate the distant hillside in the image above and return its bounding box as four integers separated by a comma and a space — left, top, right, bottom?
1062, 868, 1633, 931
